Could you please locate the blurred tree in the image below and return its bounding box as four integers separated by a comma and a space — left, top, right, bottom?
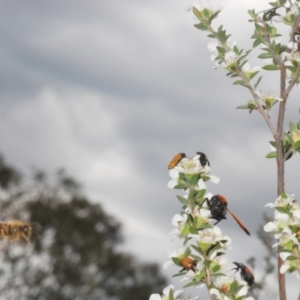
0, 155, 167, 300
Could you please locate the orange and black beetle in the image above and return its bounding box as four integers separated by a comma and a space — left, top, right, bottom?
233, 262, 255, 287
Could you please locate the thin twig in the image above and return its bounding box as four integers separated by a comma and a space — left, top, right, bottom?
206, 268, 217, 300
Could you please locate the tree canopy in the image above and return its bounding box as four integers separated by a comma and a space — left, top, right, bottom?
0, 155, 167, 300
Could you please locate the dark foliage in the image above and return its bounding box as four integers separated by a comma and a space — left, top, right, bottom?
0, 155, 167, 300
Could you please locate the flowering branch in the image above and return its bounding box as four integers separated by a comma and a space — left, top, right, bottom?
150, 1, 300, 299
190, 1, 300, 299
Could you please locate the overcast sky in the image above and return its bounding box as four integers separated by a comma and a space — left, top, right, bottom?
1, 0, 300, 298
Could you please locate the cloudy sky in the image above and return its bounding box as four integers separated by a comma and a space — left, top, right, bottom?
1, 0, 300, 298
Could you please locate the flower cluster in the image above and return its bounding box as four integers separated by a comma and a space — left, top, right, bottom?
150, 152, 254, 300
264, 192, 300, 279
267, 120, 300, 160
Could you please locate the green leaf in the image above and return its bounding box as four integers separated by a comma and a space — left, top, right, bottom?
196, 189, 206, 199
258, 52, 273, 59
207, 33, 215, 38
254, 22, 263, 33
172, 257, 180, 265
174, 184, 188, 190
285, 65, 297, 73
266, 151, 277, 158
248, 71, 259, 80
236, 105, 248, 109
177, 195, 189, 206
279, 0, 287, 5
212, 264, 221, 272
291, 60, 300, 68
168, 288, 175, 300
233, 80, 245, 86
183, 280, 202, 288
194, 23, 209, 31
172, 272, 185, 277
188, 190, 197, 201
230, 280, 238, 293
196, 223, 212, 230
281, 191, 287, 198
269, 141, 276, 147
216, 46, 226, 55
286, 255, 298, 260
189, 226, 198, 234
193, 7, 202, 20
203, 8, 210, 19
292, 140, 300, 150
274, 42, 281, 54
209, 10, 221, 22
262, 65, 280, 71
255, 35, 268, 46
191, 244, 203, 255
254, 76, 263, 89
190, 174, 200, 186
253, 38, 262, 48
290, 121, 297, 132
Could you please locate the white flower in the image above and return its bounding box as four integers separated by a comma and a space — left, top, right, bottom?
269, 7, 287, 23
265, 193, 295, 208
242, 62, 261, 79
272, 227, 299, 248
279, 263, 290, 275
274, 210, 289, 222
285, 42, 300, 61
256, 90, 283, 109
163, 246, 189, 269
149, 285, 184, 300
235, 285, 249, 297
207, 41, 220, 61
279, 258, 300, 279
190, 226, 223, 243
192, 0, 222, 15
210, 277, 250, 300
209, 287, 231, 300
167, 158, 219, 189
279, 251, 292, 261
207, 39, 239, 70
169, 213, 189, 240
264, 221, 277, 232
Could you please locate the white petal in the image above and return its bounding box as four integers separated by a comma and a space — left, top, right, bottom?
209, 288, 220, 296
264, 222, 277, 232
293, 209, 300, 219
209, 175, 220, 184
163, 261, 174, 269
171, 214, 184, 227
162, 285, 174, 296
274, 210, 289, 221
265, 202, 275, 207
291, 3, 299, 14
212, 226, 222, 236
167, 180, 177, 189
199, 208, 211, 218
173, 289, 184, 298
236, 285, 248, 297
149, 294, 162, 300
276, 6, 286, 16
205, 192, 214, 200
280, 264, 289, 274
207, 42, 218, 52
279, 252, 291, 261
169, 169, 179, 179
197, 179, 207, 190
